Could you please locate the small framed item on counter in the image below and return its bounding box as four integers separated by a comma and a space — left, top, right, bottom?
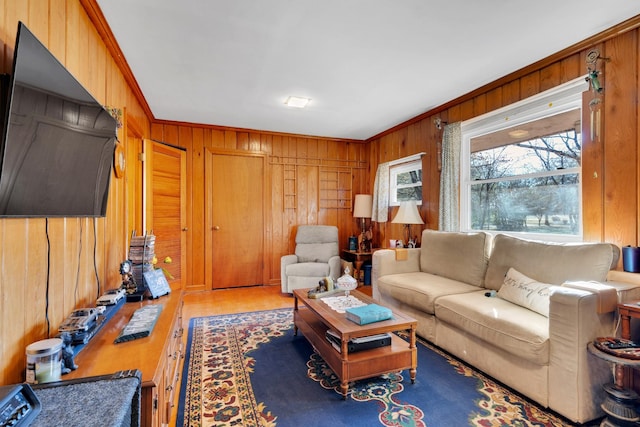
143, 268, 171, 299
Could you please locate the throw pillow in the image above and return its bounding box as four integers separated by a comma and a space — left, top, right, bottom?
497, 267, 553, 317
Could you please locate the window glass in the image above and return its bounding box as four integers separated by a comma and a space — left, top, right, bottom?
460, 77, 587, 241
390, 160, 422, 206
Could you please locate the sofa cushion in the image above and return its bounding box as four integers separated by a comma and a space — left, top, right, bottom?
498, 268, 553, 317
376, 272, 480, 314
484, 234, 619, 291
435, 291, 550, 365
420, 230, 492, 287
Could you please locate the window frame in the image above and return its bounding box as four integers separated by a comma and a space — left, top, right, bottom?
460, 77, 588, 242
389, 158, 423, 207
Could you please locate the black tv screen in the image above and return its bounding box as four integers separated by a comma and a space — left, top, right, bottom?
0, 22, 117, 217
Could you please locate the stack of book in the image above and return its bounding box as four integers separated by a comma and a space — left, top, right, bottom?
325, 329, 392, 353
345, 303, 393, 325
128, 233, 156, 287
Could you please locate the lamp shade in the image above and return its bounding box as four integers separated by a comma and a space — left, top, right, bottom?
392, 201, 424, 225
353, 194, 373, 218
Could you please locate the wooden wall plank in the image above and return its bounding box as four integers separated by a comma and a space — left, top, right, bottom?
1, 221, 27, 385
560, 54, 581, 83
602, 33, 638, 248
581, 91, 604, 242
520, 71, 541, 99
179, 126, 194, 288
540, 62, 561, 92
48, 0, 66, 61
637, 33, 640, 245
502, 80, 521, 105
0, 0, 151, 383
189, 128, 205, 290
473, 94, 487, 117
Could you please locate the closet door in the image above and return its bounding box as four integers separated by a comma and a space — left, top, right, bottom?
144, 139, 187, 290
205, 150, 265, 288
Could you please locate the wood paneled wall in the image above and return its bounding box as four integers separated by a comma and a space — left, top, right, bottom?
0, 0, 150, 384
149, 123, 370, 290
367, 19, 640, 258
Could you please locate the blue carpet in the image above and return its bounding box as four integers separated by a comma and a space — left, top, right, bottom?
177, 308, 577, 427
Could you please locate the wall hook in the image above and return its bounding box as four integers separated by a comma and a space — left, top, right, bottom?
585, 49, 609, 94
434, 117, 448, 130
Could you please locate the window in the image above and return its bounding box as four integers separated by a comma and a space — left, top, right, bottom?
390, 159, 422, 206
460, 78, 588, 241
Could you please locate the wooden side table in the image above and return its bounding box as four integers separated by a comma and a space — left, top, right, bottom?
587, 343, 640, 426
341, 249, 375, 283
618, 302, 640, 391
618, 302, 640, 341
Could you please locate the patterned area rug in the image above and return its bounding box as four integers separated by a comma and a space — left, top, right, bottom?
177, 308, 580, 427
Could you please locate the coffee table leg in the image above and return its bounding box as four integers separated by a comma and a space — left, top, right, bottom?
410, 325, 417, 384
340, 381, 348, 399
293, 294, 299, 336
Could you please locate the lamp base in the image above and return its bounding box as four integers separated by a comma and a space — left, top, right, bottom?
404, 224, 421, 248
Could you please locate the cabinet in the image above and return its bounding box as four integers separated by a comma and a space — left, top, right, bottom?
63, 292, 184, 427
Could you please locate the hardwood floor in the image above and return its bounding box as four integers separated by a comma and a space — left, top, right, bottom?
181, 284, 293, 320
181, 284, 372, 322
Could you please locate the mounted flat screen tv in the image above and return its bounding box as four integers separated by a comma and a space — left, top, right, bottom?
0, 22, 117, 217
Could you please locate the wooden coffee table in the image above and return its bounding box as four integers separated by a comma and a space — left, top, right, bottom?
293, 288, 417, 398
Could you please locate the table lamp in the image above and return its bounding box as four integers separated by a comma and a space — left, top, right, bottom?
353, 194, 373, 234
353, 194, 373, 252
392, 201, 424, 247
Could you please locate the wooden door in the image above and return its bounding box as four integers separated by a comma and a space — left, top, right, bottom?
205, 150, 265, 288
144, 139, 187, 291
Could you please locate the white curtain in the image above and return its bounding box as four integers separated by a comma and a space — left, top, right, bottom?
371, 162, 390, 222
439, 122, 461, 231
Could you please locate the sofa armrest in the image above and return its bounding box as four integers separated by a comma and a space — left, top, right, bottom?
372, 249, 421, 280
548, 286, 615, 422
562, 281, 617, 313
371, 249, 421, 299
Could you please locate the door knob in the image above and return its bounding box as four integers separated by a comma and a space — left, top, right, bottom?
182, 227, 188, 231
213, 226, 220, 230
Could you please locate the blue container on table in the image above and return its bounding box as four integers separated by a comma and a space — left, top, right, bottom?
348, 236, 358, 251
623, 246, 640, 273
363, 264, 372, 285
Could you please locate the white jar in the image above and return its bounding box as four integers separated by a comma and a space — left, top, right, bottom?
26, 338, 63, 384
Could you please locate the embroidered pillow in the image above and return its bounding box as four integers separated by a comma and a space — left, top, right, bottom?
497, 267, 553, 317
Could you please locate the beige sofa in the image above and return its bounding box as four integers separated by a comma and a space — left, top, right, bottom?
372, 229, 640, 423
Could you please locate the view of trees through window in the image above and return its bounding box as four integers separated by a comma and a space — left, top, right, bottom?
390, 159, 422, 205
469, 128, 581, 235
396, 168, 422, 201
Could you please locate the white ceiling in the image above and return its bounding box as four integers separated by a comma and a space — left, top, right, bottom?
96, 1, 640, 141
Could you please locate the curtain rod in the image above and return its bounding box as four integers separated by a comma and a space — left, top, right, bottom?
388, 152, 426, 167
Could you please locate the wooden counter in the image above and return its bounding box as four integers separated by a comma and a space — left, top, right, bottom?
64, 292, 184, 427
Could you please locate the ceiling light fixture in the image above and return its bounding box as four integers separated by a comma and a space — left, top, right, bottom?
284, 96, 311, 108
508, 129, 529, 138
